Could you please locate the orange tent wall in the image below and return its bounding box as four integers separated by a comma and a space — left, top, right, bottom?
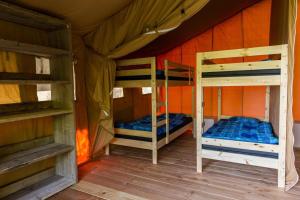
157, 0, 290, 120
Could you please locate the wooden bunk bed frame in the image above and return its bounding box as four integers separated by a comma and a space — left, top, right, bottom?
106, 57, 195, 164
196, 45, 288, 189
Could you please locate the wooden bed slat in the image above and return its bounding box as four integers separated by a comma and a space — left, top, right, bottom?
115, 128, 152, 138
202, 149, 278, 169
200, 45, 287, 60
116, 57, 154, 66
201, 75, 281, 87
116, 69, 151, 77
110, 138, 152, 150
202, 60, 281, 72
202, 138, 279, 153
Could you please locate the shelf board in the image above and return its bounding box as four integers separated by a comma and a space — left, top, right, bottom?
0, 108, 72, 124
0, 72, 70, 84
0, 1, 66, 31
0, 39, 70, 57
0, 79, 70, 84
4, 175, 75, 200
0, 143, 73, 175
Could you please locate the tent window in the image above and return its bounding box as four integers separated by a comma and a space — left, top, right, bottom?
36, 57, 51, 101
142, 87, 152, 94
113, 88, 124, 99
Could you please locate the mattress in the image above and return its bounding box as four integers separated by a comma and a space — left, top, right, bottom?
114, 113, 192, 141
202, 117, 279, 144
116, 70, 193, 81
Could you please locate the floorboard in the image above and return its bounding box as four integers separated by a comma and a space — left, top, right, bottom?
49, 132, 300, 200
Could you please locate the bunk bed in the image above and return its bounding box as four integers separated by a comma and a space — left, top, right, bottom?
107, 57, 195, 164
196, 45, 288, 188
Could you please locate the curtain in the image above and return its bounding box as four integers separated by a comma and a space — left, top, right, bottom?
83, 0, 209, 158
286, 0, 299, 191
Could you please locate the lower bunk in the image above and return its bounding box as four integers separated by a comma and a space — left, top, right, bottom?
200, 117, 280, 171
107, 113, 193, 163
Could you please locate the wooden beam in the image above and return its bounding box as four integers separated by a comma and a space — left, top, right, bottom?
202, 60, 281, 72
164, 59, 169, 144
196, 53, 204, 173
116, 69, 151, 77
201, 45, 287, 60
110, 138, 152, 150
202, 138, 279, 153
115, 80, 151, 88
115, 128, 152, 138
201, 76, 281, 87
117, 57, 154, 66
265, 86, 271, 121
278, 45, 288, 189
202, 149, 278, 169
217, 87, 222, 120
151, 57, 158, 164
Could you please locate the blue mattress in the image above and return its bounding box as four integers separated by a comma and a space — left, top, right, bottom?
115, 70, 193, 81
202, 117, 279, 144
114, 113, 192, 141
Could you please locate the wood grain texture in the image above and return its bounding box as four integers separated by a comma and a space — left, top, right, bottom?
50, 133, 300, 200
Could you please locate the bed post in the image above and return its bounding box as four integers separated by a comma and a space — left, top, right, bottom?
278, 44, 288, 189
196, 53, 204, 173
217, 87, 222, 121
192, 86, 196, 138
151, 57, 158, 164
265, 86, 270, 122
105, 145, 110, 155
164, 60, 169, 144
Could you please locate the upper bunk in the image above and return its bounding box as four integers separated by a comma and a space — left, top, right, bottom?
115, 57, 194, 88
196, 45, 288, 87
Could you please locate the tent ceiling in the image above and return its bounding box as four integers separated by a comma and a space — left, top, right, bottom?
4, 0, 132, 34
5, 0, 261, 56
126, 0, 262, 58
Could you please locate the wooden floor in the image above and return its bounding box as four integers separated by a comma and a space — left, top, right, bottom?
50, 132, 300, 200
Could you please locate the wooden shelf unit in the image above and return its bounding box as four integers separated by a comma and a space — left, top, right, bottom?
0, 2, 76, 199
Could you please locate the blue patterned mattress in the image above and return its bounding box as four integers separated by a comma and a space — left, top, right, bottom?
202, 117, 278, 144
114, 113, 192, 141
